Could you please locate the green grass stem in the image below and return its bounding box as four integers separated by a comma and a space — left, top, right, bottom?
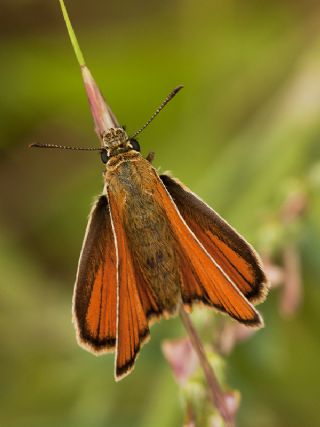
58, 0, 86, 66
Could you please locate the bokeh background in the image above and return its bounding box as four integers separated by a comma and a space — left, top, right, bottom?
1, 1, 320, 426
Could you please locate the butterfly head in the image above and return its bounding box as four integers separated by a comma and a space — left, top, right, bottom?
101, 128, 140, 163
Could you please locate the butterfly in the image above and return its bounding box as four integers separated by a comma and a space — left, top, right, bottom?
70, 88, 268, 381
31, 85, 268, 381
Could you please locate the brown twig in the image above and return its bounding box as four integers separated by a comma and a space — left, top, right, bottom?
179, 308, 236, 427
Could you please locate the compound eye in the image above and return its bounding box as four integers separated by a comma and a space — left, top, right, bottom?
100, 150, 109, 164
130, 138, 140, 152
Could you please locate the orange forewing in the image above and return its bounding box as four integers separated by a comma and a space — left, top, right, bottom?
107, 190, 151, 380
151, 171, 263, 326
73, 196, 117, 353
160, 174, 268, 304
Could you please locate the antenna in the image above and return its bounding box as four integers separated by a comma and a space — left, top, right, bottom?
29, 85, 184, 153
129, 85, 184, 140
29, 143, 102, 151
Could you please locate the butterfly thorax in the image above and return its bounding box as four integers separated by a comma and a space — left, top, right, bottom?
105, 150, 141, 172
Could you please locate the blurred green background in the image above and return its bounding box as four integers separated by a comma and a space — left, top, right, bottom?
1, 0, 320, 426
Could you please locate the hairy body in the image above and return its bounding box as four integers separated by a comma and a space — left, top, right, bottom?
106, 151, 181, 315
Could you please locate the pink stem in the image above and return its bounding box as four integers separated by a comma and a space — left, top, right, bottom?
179, 308, 235, 427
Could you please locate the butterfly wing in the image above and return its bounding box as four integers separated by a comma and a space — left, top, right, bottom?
106, 153, 185, 380
108, 189, 151, 380
152, 172, 263, 326
160, 174, 268, 304
73, 195, 117, 353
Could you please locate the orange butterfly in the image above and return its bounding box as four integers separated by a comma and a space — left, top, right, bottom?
66, 86, 267, 381
29, 0, 269, 383
31, 85, 268, 381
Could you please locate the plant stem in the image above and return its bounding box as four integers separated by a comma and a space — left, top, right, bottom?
59, 0, 86, 66
179, 308, 235, 427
